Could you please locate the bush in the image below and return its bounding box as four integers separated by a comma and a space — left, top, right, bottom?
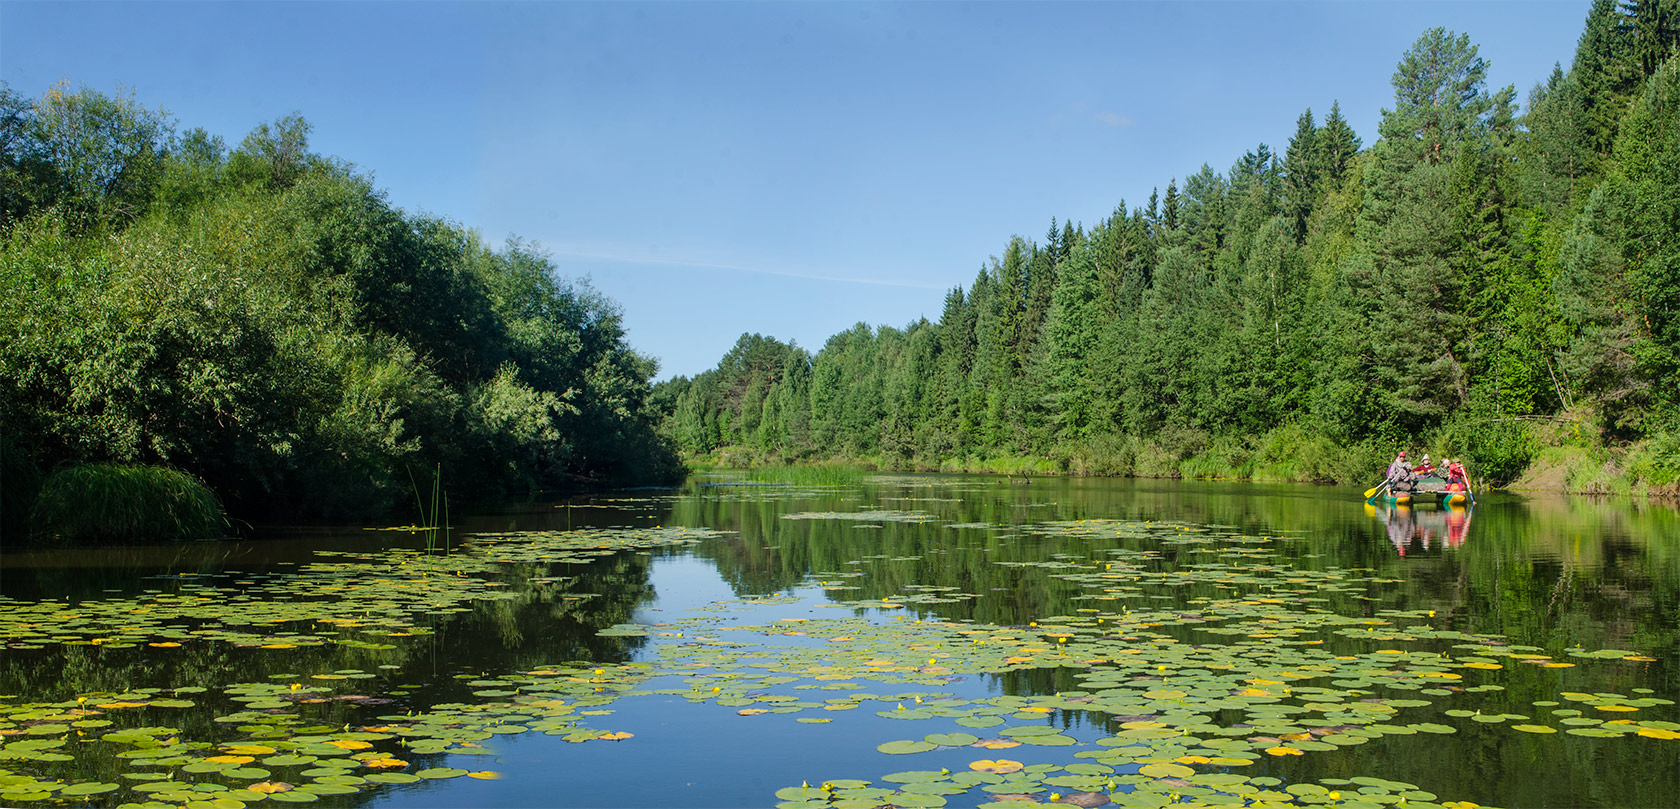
1433, 417, 1536, 486
1622, 423, 1680, 492
30, 463, 227, 545
1064, 434, 1133, 477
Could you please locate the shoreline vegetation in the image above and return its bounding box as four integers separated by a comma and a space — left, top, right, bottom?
689, 411, 1680, 498
0, 84, 682, 545
658, 13, 1680, 500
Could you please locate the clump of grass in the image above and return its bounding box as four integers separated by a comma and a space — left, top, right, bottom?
1061, 435, 1134, 476
745, 464, 870, 486
30, 463, 227, 545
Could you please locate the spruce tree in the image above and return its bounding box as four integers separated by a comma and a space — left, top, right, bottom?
1319, 101, 1362, 188
1283, 109, 1320, 241
1161, 179, 1180, 232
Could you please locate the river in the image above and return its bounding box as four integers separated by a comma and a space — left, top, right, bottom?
1, 475, 1675, 808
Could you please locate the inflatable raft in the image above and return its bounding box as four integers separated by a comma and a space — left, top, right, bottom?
1370, 475, 1472, 507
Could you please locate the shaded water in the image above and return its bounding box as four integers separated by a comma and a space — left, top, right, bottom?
1, 476, 1676, 808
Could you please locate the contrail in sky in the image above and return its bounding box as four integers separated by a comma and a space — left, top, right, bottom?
544, 246, 947, 291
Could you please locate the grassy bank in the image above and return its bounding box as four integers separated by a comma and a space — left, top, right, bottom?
1509, 415, 1680, 496
684, 420, 1680, 496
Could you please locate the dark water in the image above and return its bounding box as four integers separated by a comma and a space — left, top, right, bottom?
1, 476, 1676, 808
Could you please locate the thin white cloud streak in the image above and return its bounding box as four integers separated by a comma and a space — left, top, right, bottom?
1094, 111, 1134, 128
543, 246, 947, 290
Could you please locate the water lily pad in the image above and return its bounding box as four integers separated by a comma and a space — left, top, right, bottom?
925, 732, 979, 747
416, 767, 469, 779
269, 791, 320, 803
1139, 763, 1194, 778
60, 782, 120, 796
878, 740, 937, 755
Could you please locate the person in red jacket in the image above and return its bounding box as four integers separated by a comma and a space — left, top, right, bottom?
1443, 458, 1468, 491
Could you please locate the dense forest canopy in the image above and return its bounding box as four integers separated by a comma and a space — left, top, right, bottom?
658, 6, 1680, 492
1, 83, 681, 532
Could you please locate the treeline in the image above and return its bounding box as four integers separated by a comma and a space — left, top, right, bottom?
1, 83, 681, 537
659, 7, 1680, 491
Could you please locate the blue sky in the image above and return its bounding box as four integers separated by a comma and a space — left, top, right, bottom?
3, 1, 1589, 380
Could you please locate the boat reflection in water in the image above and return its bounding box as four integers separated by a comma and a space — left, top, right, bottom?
1365, 501, 1474, 556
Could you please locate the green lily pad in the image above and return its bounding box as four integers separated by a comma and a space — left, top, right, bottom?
268, 791, 320, 803
1140, 762, 1194, 778
924, 732, 979, 747
60, 782, 120, 796
877, 740, 938, 755
416, 768, 469, 779
883, 771, 954, 784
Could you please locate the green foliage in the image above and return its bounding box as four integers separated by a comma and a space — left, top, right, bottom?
1433, 416, 1537, 486
1622, 421, 1680, 491
1, 83, 682, 534
1, 437, 42, 542
29, 463, 226, 545
10, 81, 174, 231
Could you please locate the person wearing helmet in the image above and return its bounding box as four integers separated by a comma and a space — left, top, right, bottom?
1413, 454, 1436, 477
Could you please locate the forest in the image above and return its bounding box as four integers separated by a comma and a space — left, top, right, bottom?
0, 85, 682, 539
657, 3, 1680, 494
4, 4, 1678, 545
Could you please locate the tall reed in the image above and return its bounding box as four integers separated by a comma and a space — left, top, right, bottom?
406, 463, 450, 554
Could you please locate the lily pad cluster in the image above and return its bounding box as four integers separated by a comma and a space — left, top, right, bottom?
0, 660, 654, 804
0, 527, 723, 651
774, 769, 1456, 809
0, 501, 1671, 809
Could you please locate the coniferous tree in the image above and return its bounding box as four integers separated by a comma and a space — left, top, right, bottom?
1523, 64, 1597, 212
1283, 109, 1321, 241
1161, 179, 1180, 232
1319, 101, 1362, 188
1353, 27, 1516, 433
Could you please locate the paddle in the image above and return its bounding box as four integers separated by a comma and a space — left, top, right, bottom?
1364, 479, 1390, 503
1362, 478, 1389, 500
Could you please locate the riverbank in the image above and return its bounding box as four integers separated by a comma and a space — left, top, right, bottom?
692, 419, 1680, 497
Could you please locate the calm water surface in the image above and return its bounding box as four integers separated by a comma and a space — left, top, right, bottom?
1, 476, 1676, 808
